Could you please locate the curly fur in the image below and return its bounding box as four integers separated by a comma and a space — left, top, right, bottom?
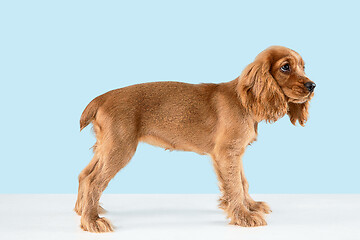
237, 60, 288, 122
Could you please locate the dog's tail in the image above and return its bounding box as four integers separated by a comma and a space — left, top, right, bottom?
80, 95, 106, 131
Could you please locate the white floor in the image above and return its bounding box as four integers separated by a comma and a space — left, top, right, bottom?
0, 194, 359, 240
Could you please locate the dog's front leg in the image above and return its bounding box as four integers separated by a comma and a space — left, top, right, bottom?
239, 160, 271, 214
212, 143, 267, 227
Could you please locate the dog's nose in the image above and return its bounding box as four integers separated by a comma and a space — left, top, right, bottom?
304, 82, 316, 92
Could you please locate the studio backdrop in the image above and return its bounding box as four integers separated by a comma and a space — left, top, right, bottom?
1, 0, 359, 194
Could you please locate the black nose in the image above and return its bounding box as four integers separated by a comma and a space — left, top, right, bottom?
304, 82, 316, 92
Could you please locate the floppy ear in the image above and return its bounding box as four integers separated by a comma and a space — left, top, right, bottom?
237, 60, 287, 122
287, 101, 309, 127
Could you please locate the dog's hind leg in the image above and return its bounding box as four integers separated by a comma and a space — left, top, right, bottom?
79, 133, 138, 233
75, 154, 106, 215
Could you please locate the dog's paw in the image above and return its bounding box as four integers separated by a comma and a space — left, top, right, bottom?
248, 201, 272, 214
80, 217, 114, 233
230, 210, 267, 227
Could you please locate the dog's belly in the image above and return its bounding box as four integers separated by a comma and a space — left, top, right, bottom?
139, 135, 208, 155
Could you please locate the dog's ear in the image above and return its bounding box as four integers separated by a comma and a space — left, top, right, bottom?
287, 101, 309, 127
237, 59, 287, 122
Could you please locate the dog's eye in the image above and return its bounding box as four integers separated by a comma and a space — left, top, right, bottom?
281, 64, 290, 72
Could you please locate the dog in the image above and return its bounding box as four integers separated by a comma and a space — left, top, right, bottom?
75, 46, 315, 232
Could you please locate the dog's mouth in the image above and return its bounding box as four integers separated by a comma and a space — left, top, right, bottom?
287, 92, 314, 104
288, 97, 308, 104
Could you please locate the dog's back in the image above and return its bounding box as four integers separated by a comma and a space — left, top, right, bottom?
80, 81, 223, 154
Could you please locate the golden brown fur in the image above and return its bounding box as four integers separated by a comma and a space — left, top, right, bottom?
75, 46, 315, 232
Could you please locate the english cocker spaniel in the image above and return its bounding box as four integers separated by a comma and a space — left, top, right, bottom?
75, 46, 315, 232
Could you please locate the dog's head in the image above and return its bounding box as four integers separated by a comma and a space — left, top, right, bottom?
237, 46, 315, 126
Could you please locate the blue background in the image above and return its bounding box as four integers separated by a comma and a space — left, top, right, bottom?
1, 0, 359, 194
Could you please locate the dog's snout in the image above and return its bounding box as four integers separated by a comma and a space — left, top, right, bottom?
304, 82, 316, 92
